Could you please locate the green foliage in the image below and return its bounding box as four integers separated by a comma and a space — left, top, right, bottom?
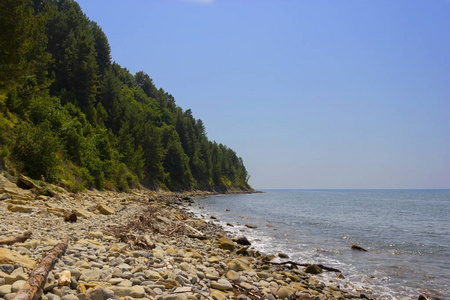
13, 121, 62, 182
0, 0, 252, 192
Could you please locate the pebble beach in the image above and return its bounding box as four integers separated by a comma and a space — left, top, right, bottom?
1, 174, 378, 300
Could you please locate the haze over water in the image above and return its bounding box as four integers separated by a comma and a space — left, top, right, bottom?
189, 190, 450, 299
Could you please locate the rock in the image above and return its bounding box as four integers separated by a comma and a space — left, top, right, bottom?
276, 286, 297, 299
227, 258, 253, 272
0, 264, 14, 274
109, 286, 145, 298
218, 237, 235, 251
234, 236, 251, 246
16, 240, 40, 249
86, 286, 119, 300
11, 279, 26, 292
46, 293, 61, 300
278, 253, 289, 259
156, 215, 171, 224
418, 296, 429, 300
97, 204, 115, 215
236, 247, 249, 256
58, 270, 71, 286
0, 285, 12, 297
44, 271, 57, 292
245, 223, 257, 229
210, 279, 233, 291
64, 213, 77, 223
303, 264, 323, 274
209, 289, 228, 300
145, 270, 162, 281
72, 208, 95, 218
17, 174, 41, 191
7, 204, 33, 213
0, 248, 35, 269
79, 269, 106, 282
0, 194, 12, 200
351, 244, 368, 252
61, 295, 78, 300
88, 231, 103, 239
226, 270, 241, 282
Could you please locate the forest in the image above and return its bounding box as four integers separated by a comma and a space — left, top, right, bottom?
0, 0, 252, 192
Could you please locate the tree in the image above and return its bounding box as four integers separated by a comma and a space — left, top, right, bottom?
0, 0, 51, 106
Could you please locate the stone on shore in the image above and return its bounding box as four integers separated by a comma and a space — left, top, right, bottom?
234, 236, 251, 246
86, 286, 119, 300
303, 264, 323, 274
210, 279, 233, 291
97, 204, 115, 215
7, 204, 33, 213
0, 248, 35, 268
218, 237, 235, 251
72, 207, 95, 218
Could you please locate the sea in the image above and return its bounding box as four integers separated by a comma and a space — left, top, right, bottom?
187, 189, 450, 300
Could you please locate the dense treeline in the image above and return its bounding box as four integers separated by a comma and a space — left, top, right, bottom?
0, 0, 251, 192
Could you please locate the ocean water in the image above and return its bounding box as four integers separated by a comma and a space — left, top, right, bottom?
188, 190, 450, 300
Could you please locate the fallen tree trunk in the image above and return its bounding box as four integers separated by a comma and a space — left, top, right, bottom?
13, 237, 69, 300
0, 231, 32, 245
269, 261, 341, 273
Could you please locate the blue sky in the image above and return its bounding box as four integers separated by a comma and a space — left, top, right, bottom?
77, 0, 450, 189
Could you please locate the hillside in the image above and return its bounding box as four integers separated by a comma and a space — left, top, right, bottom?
0, 0, 252, 192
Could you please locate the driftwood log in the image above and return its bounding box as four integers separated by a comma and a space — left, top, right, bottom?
269, 261, 341, 273
0, 231, 32, 245
12, 237, 69, 300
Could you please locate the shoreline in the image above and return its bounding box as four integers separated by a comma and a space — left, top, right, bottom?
0, 177, 425, 300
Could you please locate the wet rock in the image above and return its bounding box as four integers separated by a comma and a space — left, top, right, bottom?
351, 244, 368, 252
245, 223, 257, 229
234, 236, 251, 246
303, 264, 323, 274
278, 253, 289, 259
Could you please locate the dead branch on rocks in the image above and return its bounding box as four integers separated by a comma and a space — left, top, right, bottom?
13, 237, 69, 300
0, 231, 32, 245
105, 205, 207, 248
269, 261, 341, 273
